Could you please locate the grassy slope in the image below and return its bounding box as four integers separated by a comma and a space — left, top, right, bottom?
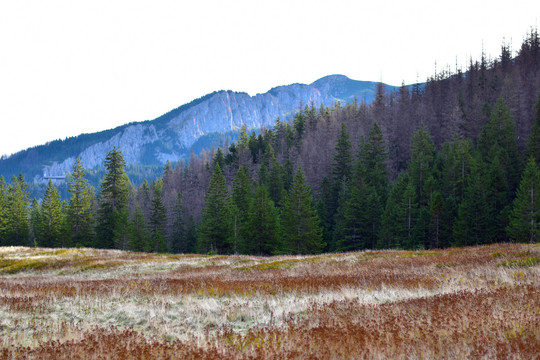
0, 244, 538, 359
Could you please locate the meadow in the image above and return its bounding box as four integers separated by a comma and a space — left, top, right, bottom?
0, 243, 538, 359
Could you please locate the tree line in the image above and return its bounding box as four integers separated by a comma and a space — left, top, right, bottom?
1, 30, 539, 253
0, 94, 538, 254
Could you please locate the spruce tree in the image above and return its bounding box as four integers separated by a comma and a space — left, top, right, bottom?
231, 165, 252, 253
243, 185, 280, 255
280, 167, 324, 254
410, 123, 435, 205
96, 147, 130, 249
170, 192, 186, 253
6, 175, 30, 246
198, 163, 233, 254
67, 157, 94, 247
507, 156, 540, 243
378, 173, 413, 249
453, 158, 491, 246
38, 180, 64, 248
478, 97, 520, 191
361, 121, 389, 203
129, 205, 150, 252
149, 178, 167, 252
527, 94, 540, 165
331, 123, 353, 183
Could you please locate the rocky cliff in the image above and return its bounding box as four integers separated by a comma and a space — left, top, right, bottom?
0, 75, 397, 183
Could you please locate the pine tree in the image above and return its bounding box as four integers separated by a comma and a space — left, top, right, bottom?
378, 173, 417, 249
198, 163, 233, 254
5, 175, 30, 246
527, 94, 540, 165
128, 205, 150, 252
96, 147, 130, 249
478, 97, 520, 191
67, 157, 94, 247
29, 198, 41, 247
361, 121, 389, 202
243, 185, 281, 255
507, 156, 540, 243
170, 192, 186, 253
331, 123, 353, 183
38, 180, 64, 248
410, 124, 435, 205
453, 158, 491, 246
231, 165, 252, 254
149, 178, 167, 252
280, 167, 324, 254
334, 180, 370, 251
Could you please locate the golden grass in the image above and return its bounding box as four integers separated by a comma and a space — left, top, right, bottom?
0, 243, 538, 359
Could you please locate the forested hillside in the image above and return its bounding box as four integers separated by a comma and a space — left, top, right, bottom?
1, 29, 539, 254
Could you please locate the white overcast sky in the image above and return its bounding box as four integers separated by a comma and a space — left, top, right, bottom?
0, 0, 538, 156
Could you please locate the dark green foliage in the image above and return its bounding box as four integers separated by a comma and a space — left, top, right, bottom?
149, 178, 167, 252
409, 124, 435, 205
528, 94, 540, 165
170, 192, 189, 253
96, 147, 130, 249
197, 163, 233, 254
243, 185, 281, 255
361, 122, 389, 202
378, 173, 417, 249
280, 167, 325, 254
507, 156, 540, 243
37, 180, 64, 248
453, 159, 492, 246
331, 123, 353, 183
129, 205, 150, 252
4, 175, 30, 246
478, 97, 521, 191
67, 158, 94, 247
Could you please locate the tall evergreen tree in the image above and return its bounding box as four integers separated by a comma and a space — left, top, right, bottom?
361, 121, 389, 202
67, 157, 94, 247
280, 167, 324, 254
197, 163, 233, 254
149, 178, 167, 252
243, 185, 280, 255
331, 123, 353, 183
5, 175, 30, 246
128, 205, 150, 252
378, 173, 417, 249
170, 192, 187, 253
453, 158, 492, 246
231, 165, 252, 254
38, 180, 64, 248
527, 94, 540, 165
409, 124, 435, 205
478, 97, 521, 191
96, 147, 129, 249
507, 156, 540, 243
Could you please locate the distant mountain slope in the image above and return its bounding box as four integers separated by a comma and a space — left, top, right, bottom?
0, 75, 397, 183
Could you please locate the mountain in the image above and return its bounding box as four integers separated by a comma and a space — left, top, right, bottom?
0, 75, 398, 184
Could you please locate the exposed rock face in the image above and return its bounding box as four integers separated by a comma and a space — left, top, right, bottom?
3, 75, 392, 182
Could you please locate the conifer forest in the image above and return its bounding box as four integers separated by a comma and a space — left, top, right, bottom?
1, 31, 539, 254
0, 30, 539, 360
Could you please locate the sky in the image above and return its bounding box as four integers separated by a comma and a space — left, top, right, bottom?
0, 0, 538, 157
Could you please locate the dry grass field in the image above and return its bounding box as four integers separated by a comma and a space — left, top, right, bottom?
0, 243, 538, 359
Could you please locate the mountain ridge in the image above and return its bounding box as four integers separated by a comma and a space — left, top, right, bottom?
0, 75, 399, 183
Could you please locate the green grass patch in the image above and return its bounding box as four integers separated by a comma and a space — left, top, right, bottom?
498, 256, 540, 268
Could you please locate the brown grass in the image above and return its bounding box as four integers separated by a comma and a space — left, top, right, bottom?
0, 243, 538, 359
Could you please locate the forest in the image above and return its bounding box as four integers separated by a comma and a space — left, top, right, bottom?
0, 30, 539, 254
